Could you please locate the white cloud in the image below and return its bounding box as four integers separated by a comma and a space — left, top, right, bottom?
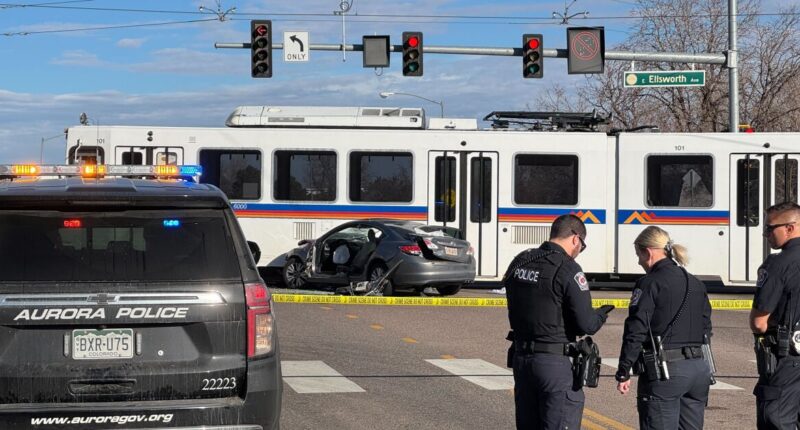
130, 48, 242, 75
116, 38, 146, 48
50, 50, 108, 67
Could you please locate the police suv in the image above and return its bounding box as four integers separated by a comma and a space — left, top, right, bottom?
0, 164, 282, 429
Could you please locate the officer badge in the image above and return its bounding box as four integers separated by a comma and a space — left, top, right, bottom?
756, 268, 768, 288
574, 272, 589, 291
630, 288, 642, 306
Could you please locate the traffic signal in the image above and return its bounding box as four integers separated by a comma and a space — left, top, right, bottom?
523, 34, 543, 78
402, 32, 423, 77
251, 20, 272, 78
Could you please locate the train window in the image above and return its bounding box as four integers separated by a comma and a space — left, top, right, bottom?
156, 151, 178, 165
68, 146, 104, 165
199, 150, 262, 200
775, 158, 798, 204
736, 159, 760, 227
274, 150, 336, 201
121, 150, 143, 165
471, 157, 492, 222
646, 155, 713, 207
435, 156, 457, 222
514, 154, 578, 205
349, 152, 413, 202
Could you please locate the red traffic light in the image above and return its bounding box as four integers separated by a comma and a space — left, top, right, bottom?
402, 31, 423, 77
255, 25, 268, 36
527, 38, 540, 50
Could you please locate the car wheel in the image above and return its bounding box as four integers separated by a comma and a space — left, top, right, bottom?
436, 285, 462, 296
368, 263, 394, 296
283, 257, 308, 289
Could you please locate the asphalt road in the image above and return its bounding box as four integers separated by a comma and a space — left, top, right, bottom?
274, 289, 758, 430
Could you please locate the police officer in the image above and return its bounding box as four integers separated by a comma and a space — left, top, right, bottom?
505, 214, 613, 429
615, 226, 712, 430
751, 202, 800, 430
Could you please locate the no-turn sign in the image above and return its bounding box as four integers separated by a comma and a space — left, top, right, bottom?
567, 27, 605, 74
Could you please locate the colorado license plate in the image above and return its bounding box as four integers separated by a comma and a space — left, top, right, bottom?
445, 247, 458, 256
72, 329, 134, 360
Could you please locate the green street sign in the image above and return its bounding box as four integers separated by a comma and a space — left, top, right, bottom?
623, 70, 706, 88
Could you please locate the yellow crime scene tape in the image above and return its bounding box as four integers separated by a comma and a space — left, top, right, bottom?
272, 294, 753, 310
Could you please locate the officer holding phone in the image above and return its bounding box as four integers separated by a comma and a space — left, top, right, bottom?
504, 214, 614, 429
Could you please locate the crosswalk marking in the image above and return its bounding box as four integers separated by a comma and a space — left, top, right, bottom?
602, 358, 632, 376
279, 358, 750, 394
602, 358, 743, 390
711, 380, 744, 390
281, 360, 365, 394
426, 358, 514, 390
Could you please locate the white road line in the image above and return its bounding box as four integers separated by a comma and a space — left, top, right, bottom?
603, 358, 743, 390
603, 358, 621, 370
711, 380, 744, 390
426, 358, 514, 390
281, 360, 365, 394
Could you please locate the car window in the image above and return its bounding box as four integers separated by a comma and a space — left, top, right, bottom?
414, 225, 464, 240
0, 209, 241, 282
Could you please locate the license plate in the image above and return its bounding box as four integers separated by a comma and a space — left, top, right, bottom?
72, 329, 134, 360
445, 246, 458, 256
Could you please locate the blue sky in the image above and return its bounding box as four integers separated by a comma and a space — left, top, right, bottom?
0, 0, 789, 163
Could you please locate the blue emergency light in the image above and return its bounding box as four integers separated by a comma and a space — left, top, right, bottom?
163, 219, 181, 228
179, 165, 203, 176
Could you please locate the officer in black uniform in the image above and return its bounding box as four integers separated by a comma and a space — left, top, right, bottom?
751, 202, 800, 430
615, 226, 712, 430
505, 214, 614, 429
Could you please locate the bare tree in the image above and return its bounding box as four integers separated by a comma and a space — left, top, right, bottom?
537, 0, 800, 132
740, 6, 800, 131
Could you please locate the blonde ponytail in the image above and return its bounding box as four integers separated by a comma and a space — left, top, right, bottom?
634, 226, 689, 266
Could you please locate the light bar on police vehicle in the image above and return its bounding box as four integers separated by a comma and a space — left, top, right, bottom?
0, 164, 203, 179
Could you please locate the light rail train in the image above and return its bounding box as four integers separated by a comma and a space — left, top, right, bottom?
64, 106, 799, 287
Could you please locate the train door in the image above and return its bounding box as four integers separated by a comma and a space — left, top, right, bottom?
115, 146, 184, 165
729, 153, 800, 282
427, 151, 499, 278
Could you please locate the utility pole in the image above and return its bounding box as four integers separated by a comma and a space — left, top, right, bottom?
728, 0, 739, 133
40, 133, 64, 164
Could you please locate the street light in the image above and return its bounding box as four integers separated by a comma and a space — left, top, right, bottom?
379, 91, 444, 118
40, 133, 65, 164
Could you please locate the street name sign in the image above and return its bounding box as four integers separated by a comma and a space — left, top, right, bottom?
624, 70, 706, 88
283, 31, 309, 62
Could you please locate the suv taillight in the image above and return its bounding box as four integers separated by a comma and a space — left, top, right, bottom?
245, 282, 274, 358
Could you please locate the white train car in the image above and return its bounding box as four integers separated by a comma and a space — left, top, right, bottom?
64, 106, 799, 287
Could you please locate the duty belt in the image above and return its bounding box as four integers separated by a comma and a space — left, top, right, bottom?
663, 346, 703, 362
514, 340, 572, 356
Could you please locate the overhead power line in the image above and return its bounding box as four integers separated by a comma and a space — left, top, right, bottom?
0, 2, 798, 21
2, 18, 217, 36
0, 0, 92, 9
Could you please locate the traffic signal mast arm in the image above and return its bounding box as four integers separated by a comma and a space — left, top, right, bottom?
218, 42, 727, 65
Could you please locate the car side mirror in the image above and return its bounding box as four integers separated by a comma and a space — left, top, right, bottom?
247, 241, 261, 264
298, 239, 311, 246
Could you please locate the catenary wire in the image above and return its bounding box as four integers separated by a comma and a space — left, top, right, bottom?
0, 2, 798, 20
2, 18, 218, 36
